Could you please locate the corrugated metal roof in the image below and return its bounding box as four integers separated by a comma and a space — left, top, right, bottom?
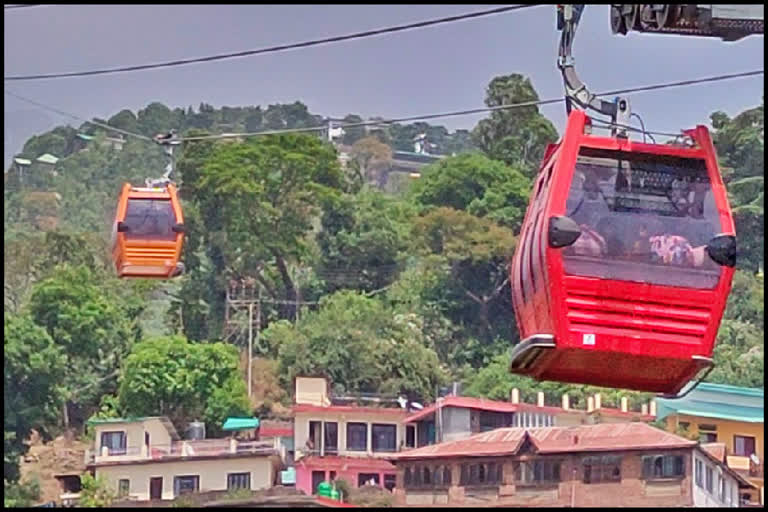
222, 417, 260, 431
14, 157, 31, 166
36, 153, 59, 165
86, 416, 180, 440
696, 383, 764, 397
392, 423, 695, 460
297, 455, 395, 471
656, 397, 764, 423
701, 442, 727, 463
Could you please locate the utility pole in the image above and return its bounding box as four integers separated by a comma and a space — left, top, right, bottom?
247, 302, 253, 398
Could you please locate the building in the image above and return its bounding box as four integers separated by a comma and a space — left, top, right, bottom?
656, 383, 764, 505
86, 416, 280, 502
389, 422, 755, 507
292, 377, 406, 495
405, 389, 656, 448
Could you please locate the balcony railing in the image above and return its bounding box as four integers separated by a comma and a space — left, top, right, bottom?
726, 455, 764, 479
85, 439, 275, 465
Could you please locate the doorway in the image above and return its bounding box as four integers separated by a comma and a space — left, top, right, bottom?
149, 477, 163, 500
311, 471, 325, 494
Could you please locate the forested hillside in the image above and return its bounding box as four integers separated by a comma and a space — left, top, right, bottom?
4, 74, 763, 504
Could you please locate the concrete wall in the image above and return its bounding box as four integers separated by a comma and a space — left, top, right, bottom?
93, 418, 173, 461
294, 410, 406, 458
95, 456, 274, 501
665, 414, 763, 461
441, 408, 470, 442
295, 377, 330, 407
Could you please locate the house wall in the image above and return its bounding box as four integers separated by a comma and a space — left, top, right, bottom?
294, 410, 406, 458
93, 419, 173, 461
691, 451, 741, 508
95, 456, 274, 501
295, 377, 330, 407
665, 414, 764, 461
394, 449, 696, 507
442, 408, 470, 442
295, 465, 397, 496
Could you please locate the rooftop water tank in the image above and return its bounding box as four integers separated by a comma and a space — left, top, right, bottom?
185, 421, 206, 440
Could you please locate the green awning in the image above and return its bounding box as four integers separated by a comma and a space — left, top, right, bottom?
222, 417, 260, 431
77, 133, 94, 141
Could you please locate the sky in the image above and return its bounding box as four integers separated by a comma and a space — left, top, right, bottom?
3, 4, 764, 166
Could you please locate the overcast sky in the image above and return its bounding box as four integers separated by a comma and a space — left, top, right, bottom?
3, 4, 764, 165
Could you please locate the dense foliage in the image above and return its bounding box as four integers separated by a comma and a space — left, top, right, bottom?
3, 77, 763, 496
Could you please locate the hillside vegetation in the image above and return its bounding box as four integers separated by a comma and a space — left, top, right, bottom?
4, 74, 763, 504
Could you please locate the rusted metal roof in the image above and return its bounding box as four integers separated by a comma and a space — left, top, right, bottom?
701, 442, 727, 463
260, 420, 293, 438
297, 455, 395, 471
392, 422, 695, 460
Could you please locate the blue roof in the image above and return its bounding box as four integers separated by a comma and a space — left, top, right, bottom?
222, 417, 260, 431
656, 384, 764, 423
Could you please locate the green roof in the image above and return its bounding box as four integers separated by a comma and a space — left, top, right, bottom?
87, 416, 163, 425
14, 157, 32, 166
656, 383, 764, 424
36, 153, 59, 165
222, 417, 260, 431
77, 133, 94, 141
695, 382, 764, 398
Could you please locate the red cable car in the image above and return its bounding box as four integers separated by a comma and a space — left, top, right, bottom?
509, 110, 736, 396
111, 183, 185, 279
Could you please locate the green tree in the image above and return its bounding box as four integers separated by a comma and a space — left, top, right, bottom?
118, 336, 251, 436
27, 264, 141, 427
79, 473, 116, 508
472, 74, 558, 176
4, 478, 41, 508
410, 207, 518, 365
316, 189, 415, 294
186, 133, 344, 321
711, 101, 764, 271
266, 291, 447, 401
4, 313, 66, 482
409, 153, 531, 229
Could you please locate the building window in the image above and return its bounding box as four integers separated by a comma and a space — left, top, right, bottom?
358, 473, 379, 487
642, 455, 684, 480
173, 475, 200, 496
346, 423, 367, 452
405, 425, 415, 448
698, 424, 717, 443
100, 431, 126, 455
583, 455, 621, 483
324, 422, 338, 453
695, 459, 703, 488
717, 474, 725, 501
404, 468, 412, 487
705, 466, 714, 493
372, 424, 397, 453
227, 472, 250, 491
443, 466, 452, 486
515, 460, 561, 486
384, 474, 396, 492
733, 435, 756, 457
118, 479, 130, 497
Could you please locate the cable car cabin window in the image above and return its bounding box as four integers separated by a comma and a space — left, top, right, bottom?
562, 149, 721, 289
123, 199, 177, 241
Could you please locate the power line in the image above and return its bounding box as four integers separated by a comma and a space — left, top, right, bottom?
3, 5, 541, 81
3, 89, 154, 142
5, 69, 763, 147
178, 69, 765, 142
4, 4, 43, 9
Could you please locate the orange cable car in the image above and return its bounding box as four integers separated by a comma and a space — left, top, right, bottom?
111, 183, 185, 279
509, 109, 736, 397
